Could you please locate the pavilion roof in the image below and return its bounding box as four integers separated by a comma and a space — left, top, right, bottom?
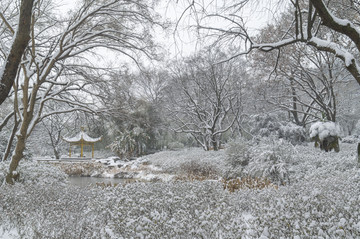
63, 130, 102, 143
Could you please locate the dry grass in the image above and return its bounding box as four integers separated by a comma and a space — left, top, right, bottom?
95, 182, 119, 188
53, 162, 106, 176
222, 177, 278, 192
178, 160, 219, 179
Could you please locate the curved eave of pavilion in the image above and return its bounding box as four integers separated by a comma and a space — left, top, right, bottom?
62, 131, 102, 143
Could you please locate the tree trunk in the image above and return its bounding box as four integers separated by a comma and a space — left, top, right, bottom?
2, 119, 19, 161
289, 77, 301, 126
5, 133, 26, 184
53, 148, 60, 160
211, 135, 218, 151
5, 114, 31, 184
357, 143, 360, 167
0, 0, 35, 106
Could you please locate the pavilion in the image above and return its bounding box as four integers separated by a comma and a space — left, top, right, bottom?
62, 128, 102, 158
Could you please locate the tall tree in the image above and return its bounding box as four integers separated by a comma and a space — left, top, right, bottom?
0, 0, 35, 105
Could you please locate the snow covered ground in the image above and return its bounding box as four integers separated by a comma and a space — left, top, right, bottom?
0, 141, 359, 238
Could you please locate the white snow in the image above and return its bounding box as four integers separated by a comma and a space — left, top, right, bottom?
309, 121, 341, 140
310, 37, 355, 67
327, 5, 360, 36
63, 130, 102, 143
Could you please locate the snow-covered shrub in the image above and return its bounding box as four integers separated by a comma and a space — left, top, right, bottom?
248, 138, 293, 185
279, 122, 306, 145
310, 121, 341, 141
238, 169, 360, 238
248, 113, 306, 145
0, 182, 245, 238
226, 138, 293, 184
0, 160, 67, 185
1, 168, 359, 238
310, 121, 341, 152
249, 113, 282, 137
225, 138, 251, 167
0, 133, 7, 160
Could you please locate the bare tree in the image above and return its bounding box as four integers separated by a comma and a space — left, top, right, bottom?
167, 49, 244, 151
4, 0, 159, 184
134, 69, 169, 106
183, 0, 360, 87
260, 44, 347, 125
41, 112, 74, 159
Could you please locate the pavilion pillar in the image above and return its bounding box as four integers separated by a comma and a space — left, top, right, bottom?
69, 145, 72, 157
92, 144, 94, 158
80, 140, 84, 157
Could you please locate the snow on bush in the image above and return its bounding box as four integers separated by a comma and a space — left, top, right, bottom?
225, 138, 293, 184
248, 113, 306, 145
310, 121, 341, 141
1, 165, 359, 238
310, 121, 341, 152
279, 122, 307, 145
226, 138, 251, 168
0, 182, 245, 238
234, 169, 360, 238
0, 160, 67, 186
249, 113, 282, 137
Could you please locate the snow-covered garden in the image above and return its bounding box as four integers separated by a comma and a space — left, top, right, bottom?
1, 138, 359, 238
2, 0, 360, 238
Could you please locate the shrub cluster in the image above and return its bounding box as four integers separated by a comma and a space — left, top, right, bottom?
0, 160, 67, 186
278, 122, 306, 145
0, 182, 247, 238
226, 138, 293, 185
1, 172, 359, 238
248, 113, 307, 145
237, 170, 360, 238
